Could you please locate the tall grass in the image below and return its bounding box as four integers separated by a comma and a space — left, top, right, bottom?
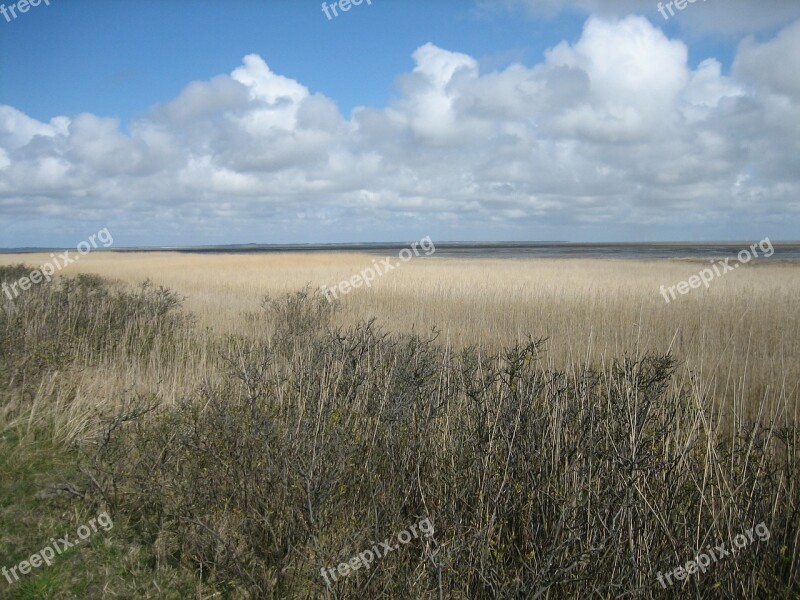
1, 267, 798, 598
0, 266, 192, 444
4, 251, 796, 418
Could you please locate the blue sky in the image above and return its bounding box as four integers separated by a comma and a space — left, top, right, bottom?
3, 1, 576, 123
1, 0, 799, 247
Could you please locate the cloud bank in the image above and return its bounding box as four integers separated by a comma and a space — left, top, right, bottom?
2, 15, 799, 244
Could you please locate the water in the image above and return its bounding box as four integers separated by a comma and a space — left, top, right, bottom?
169, 241, 800, 260
9, 242, 800, 260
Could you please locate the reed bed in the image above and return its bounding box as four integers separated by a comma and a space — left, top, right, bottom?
0, 256, 798, 598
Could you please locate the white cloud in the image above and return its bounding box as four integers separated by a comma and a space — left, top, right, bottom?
733, 20, 800, 99
1, 14, 799, 243
544, 16, 691, 139
0, 105, 68, 150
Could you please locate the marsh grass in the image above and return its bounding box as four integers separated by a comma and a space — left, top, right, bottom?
3, 251, 797, 419
0, 260, 798, 598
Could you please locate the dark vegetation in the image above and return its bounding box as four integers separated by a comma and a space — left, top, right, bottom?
1, 268, 798, 598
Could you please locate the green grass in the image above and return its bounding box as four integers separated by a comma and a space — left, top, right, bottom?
0, 271, 211, 598
0, 435, 213, 599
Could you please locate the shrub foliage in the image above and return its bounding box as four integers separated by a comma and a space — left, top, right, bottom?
2, 276, 798, 598
84, 289, 800, 598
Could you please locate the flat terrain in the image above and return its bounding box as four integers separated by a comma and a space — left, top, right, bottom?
2, 252, 799, 597
2, 251, 798, 414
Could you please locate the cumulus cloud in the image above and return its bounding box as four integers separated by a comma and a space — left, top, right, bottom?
1, 14, 799, 244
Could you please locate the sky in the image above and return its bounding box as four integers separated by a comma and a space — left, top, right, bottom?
1, 0, 799, 247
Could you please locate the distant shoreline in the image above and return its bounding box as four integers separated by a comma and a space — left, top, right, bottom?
3, 241, 800, 260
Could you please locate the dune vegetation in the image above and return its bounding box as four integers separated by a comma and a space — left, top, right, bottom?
0, 253, 798, 598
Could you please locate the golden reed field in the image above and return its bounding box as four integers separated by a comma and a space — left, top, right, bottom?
2, 251, 799, 598
3, 250, 797, 417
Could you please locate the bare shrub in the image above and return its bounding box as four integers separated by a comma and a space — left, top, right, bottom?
82, 290, 800, 599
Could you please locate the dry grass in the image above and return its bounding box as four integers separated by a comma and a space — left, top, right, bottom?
2, 256, 799, 598
2, 251, 797, 416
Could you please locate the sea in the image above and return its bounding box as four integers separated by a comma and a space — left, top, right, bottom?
6, 242, 800, 260
165, 241, 800, 260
